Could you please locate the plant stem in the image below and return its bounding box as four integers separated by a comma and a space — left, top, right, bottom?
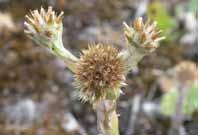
119, 45, 145, 72
94, 100, 119, 135
51, 38, 78, 73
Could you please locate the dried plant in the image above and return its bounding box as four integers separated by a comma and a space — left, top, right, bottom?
24, 7, 164, 135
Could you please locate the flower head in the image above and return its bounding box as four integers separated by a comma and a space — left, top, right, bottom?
24, 6, 64, 48
24, 7, 78, 72
174, 61, 198, 85
123, 17, 165, 53
75, 44, 126, 102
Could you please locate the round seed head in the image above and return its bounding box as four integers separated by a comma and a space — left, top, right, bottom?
75, 44, 126, 102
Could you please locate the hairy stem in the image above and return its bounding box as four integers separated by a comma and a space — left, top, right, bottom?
94, 100, 119, 135
51, 39, 78, 73
119, 45, 145, 72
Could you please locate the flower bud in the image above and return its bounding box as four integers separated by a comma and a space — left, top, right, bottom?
24, 6, 64, 49
123, 17, 165, 53
24, 7, 78, 73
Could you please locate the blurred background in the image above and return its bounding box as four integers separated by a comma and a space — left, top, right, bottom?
0, 0, 197, 135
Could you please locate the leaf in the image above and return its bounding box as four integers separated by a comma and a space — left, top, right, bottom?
183, 84, 198, 115
147, 1, 175, 33
160, 89, 177, 116
160, 84, 198, 116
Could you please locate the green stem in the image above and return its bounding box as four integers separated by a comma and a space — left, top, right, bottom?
50, 36, 78, 73
118, 45, 145, 72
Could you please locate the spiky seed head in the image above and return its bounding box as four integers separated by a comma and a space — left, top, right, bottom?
24, 6, 64, 48
175, 61, 198, 85
75, 44, 126, 103
123, 17, 165, 53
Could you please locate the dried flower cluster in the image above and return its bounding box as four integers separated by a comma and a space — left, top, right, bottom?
123, 17, 165, 52
75, 44, 126, 102
24, 7, 64, 47
24, 7, 166, 104
24, 7, 165, 135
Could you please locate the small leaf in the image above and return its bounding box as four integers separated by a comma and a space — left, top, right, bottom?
183, 84, 198, 115
160, 84, 198, 116
160, 89, 177, 116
